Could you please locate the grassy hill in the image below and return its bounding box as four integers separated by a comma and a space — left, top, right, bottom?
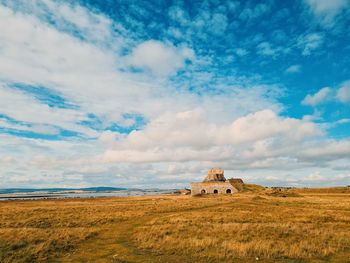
241, 183, 266, 192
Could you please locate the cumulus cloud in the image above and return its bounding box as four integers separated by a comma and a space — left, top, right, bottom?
235, 48, 249, 57
304, 0, 349, 27
210, 13, 228, 35
336, 80, 350, 103
285, 65, 301, 74
257, 42, 277, 56
256, 41, 288, 58
302, 87, 332, 106
301, 140, 350, 161
239, 3, 271, 20
103, 109, 322, 163
127, 40, 194, 76
0, 156, 16, 166
168, 5, 190, 26
336, 118, 350, 124
297, 33, 324, 56
302, 81, 350, 106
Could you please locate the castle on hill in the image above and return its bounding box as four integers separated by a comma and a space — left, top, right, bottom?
191, 168, 243, 196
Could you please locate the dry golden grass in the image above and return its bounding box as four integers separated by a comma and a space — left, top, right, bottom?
1, 189, 350, 263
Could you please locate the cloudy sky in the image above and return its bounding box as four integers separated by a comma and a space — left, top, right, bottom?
0, 0, 350, 189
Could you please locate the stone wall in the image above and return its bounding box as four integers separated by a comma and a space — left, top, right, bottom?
204, 168, 226, 182
191, 181, 238, 196
228, 179, 244, 191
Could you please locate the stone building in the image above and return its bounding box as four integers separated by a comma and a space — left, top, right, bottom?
191, 168, 243, 196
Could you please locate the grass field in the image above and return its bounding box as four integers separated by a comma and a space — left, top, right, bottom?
1, 187, 350, 263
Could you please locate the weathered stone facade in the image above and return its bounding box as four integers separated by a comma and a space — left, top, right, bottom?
191, 181, 238, 195
203, 168, 225, 182
191, 168, 243, 196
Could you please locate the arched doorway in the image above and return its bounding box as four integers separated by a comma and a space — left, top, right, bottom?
201, 189, 206, 194
226, 189, 232, 194
213, 189, 218, 194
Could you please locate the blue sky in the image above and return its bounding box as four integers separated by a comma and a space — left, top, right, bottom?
0, 0, 349, 188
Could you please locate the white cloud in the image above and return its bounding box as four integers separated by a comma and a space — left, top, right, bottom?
0, 156, 16, 166
256, 41, 288, 58
305, 0, 348, 15
297, 33, 324, 56
127, 40, 194, 76
301, 140, 350, 160
304, 0, 349, 27
0, 118, 60, 135
168, 5, 190, 26
1, 0, 116, 45
302, 87, 332, 106
302, 80, 350, 106
257, 42, 277, 56
210, 13, 228, 35
235, 48, 249, 57
0, 83, 94, 136
285, 64, 301, 74
239, 4, 271, 20
103, 109, 322, 163
336, 118, 350, 124
336, 80, 350, 103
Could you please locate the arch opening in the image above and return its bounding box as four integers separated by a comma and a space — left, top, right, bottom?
213, 189, 218, 194
201, 189, 206, 194
226, 189, 232, 194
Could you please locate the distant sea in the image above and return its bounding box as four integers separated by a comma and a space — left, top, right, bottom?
0, 187, 176, 200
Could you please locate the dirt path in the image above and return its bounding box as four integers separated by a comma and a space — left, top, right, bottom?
58, 199, 237, 263
56, 194, 350, 263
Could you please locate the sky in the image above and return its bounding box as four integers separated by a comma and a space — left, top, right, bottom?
0, 0, 350, 189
